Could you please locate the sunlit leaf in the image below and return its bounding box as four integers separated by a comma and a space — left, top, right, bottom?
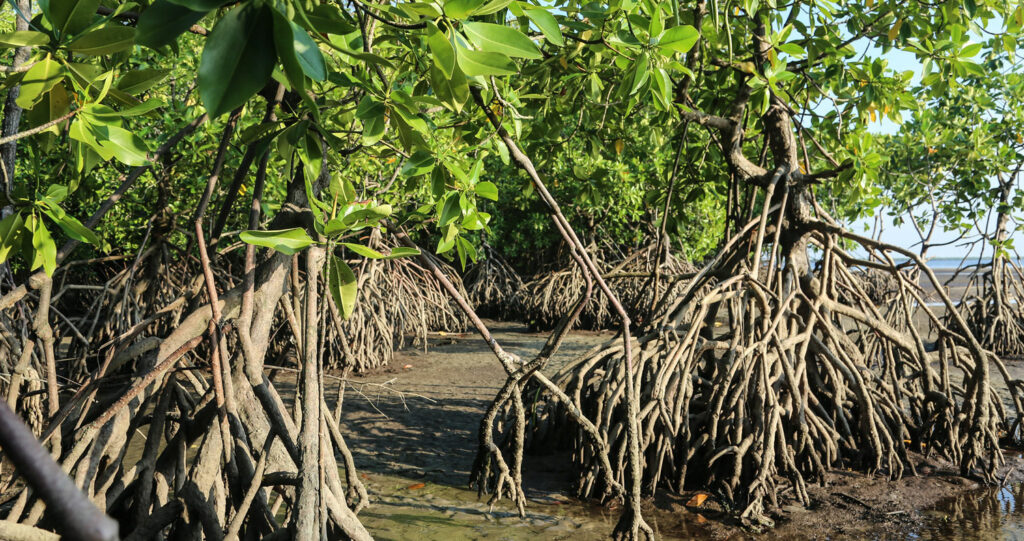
455, 45, 516, 76
463, 22, 541, 59
328, 254, 358, 319
240, 228, 315, 254
658, 25, 699, 53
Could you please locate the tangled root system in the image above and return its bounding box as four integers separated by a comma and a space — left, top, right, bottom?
465, 244, 526, 320
608, 244, 697, 330
520, 244, 694, 331
521, 252, 613, 330
318, 231, 470, 372
849, 268, 902, 305
950, 257, 1024, 358
512, 216, 1018, 527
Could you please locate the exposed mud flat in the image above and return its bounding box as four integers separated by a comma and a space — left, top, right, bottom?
305, 320, 1024, 539
708, 456, 1024, 540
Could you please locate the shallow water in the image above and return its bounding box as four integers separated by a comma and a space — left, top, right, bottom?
355, 471, 716, 540
355, 472, 617, 540
904, 483, 1024, 541
357, 472, 1024, 540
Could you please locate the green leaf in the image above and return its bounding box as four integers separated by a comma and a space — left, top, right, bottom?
496, 139, 509, 164
299, 4, 355, 35
960, 42, 982, 58
79, 102, 121, 123
463, 22, 541, 59
0, 213, 24, 263
444, 0, 482, 19
28, 84, 72, 133
240, 228, 314, 255
342, 243, 382, 258
116, 69, 170, 95
165, 0, 225, 10
755, 86, 769, 115
456, 45, 516, 76
72, 114, 151, 166
777, 42, 805, 57
328, 173, 355, 205
40, 204, 100, 246
327, 205, 390, 236
430, 62, 469, 113
456, 236, 467, 269
342, 242, 417, 259
652, 67, 672, 108
91, 70, 114, 103
324, 218, 348, 236
522, 7, 563, 46
340, 204, 393, 226
199, 3, 276, 118
290, 21, 326, 81
68, 26, 136, 55
327, 40, 395, 68
426, 21, 455, 78
629, 54, 649, 95
439, 193, 462, 226
0, 31, 50, 47
658, 24, 699, 53
273, 11, 306, 94
431, 167, 448, 199
16, 55, 63, 109
68, 118, 101, 156
402, 150, 435, 176
43, 184, 68, 202
95, 124, 150, 165
455, 236, 477, 270
648, 5, 663, 36
468, 158, 484, 183
29, 215, 56, 276
474, 181, 498, 200
40, 0, 100, 36
445, 161, 469, 184
135, 0, 208, 49
274, 11, 326, 91
355, 96, 387, 145
328, 254, 357, 319
401, 2, 443, 18
461, 211, 486, 230
436, 223, 458, 254
959, 60, 985, 76
385, 246, 420, 258
71, 141, 103, 173
475, 0, 513, 15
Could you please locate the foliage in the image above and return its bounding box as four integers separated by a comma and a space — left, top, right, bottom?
879, 62, 1024, 254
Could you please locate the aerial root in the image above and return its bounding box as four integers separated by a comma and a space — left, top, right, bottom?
520, 243, 695, 331
501, 217, 1019, 526
464, 243, 527, 320
950, 257, 1024, 358
469, 375, 528, 516
612, 505, 656, 541
0, 256, 373, 539
293, 230, 471, 373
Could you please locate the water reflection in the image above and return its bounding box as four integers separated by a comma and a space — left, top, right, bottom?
910, 483, 1024, 540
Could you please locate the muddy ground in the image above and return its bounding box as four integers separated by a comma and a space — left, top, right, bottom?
284, 318, 1024, 540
